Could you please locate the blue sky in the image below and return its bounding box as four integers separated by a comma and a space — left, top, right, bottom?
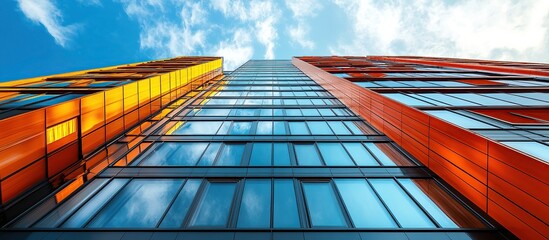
1, 0, 548, 82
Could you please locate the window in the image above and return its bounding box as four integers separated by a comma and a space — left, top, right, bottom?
335, 179, 396, 228
215, 144, 246, 166
46, 118, 77, 144
294, 144, 322, 166
172, 121, 223, 135
189, 182, 237, 227
317, 143, 354, 166
160, 179, 202, 227
197, 143, 222, 166
139, 142, 208, 166
250, 143, 272, 166
87, 179, 182, 228
273, 180, 300, 227
302, 182, 347, 227
237, 180, 271, 228
369, 179, 435, 228
273, 143, 292, 166
342, 142, 379, 166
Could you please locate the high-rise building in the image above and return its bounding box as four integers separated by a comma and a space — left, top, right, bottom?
0, 56, 546, 240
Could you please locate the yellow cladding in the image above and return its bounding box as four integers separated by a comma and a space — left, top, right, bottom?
47, 118, 77, 144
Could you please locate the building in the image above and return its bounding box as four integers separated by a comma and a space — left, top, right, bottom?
0, 55, 546, 239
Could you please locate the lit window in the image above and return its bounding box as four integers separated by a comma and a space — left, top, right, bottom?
46, 118, 77, 144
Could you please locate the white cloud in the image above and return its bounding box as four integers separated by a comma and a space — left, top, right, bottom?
331, 0, 549, 63
289, 24, 315, 49
210, 0, 280, 60
118, 0, 207, 58
17, 0, 76, 47
214, 29, 254, 70
285, 0, 321, 50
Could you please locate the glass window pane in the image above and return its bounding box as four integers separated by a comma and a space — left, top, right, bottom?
307, 122, 333, 135
196, 108, 230, 116
140, 143, 207, 166
250, 143, 272, 166
215, 144, 246, 166
364, 143, 397, 166
317, 143, 354, 166
197, 143, 221, 166
500, 141, 549, 162
344, 121, 363, 135
289, 122, 310, 135
286, 109, 302, 116
302, 109, 320, 116
369, 179, 435, 228
318, 109, 335, 116
256, 121, 273, 135
133, 143, 179, 166
273, 143, 291, 166
273, 121, 286, 135
342, 143, 379, 166
237, 180, 271, 228
426, 110, 495, 129
34, 179, 110, 228
62, 179, 128, 228
160, 179, 202, 228
173, 121, 223, 135
87, 179, 182, 228
302, 182, 347, 227
189, 182, 237, 227
335, 179, 396, 228
328, 121, 351, 135
230, 122, 253, 135
294, 144, 322, 166
274, 180, 300, 228
398, 179, 457, 228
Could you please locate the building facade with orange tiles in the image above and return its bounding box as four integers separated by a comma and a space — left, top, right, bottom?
0, 56, 546, 240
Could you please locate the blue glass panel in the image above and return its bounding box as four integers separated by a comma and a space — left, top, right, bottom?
173, 121, 223, 135
273, 121, 286, 135
500, 141, 549, 162
197, 143, 221, 166
87, 179, 182, 228
318, 109, 335, 116
140, 143, 207, 166
215, 144, 246, 166
307, 122, 333, 135
328, 121, 352, 135
344, 121, 363, 134
286, 109, 302, 116
317, 143, 354, 166
289, 122, 310, 135
383, 93, 433, 107
449, 93, 514, 106
229, 122, 253, 135
132, 143, 179, 166
342, 143, 379, 166
274, 180, 300, 228
160, 179, 202, 228
363, 143, 397, 166
237, 180, 271, 228
256, 121, 273, 135
370, 179, 435, 228
62, 179, 128, 228
398, 179, 458, 228
196, 109, 230, 116
34, 179, 110, 228
426, 110, 495, 129
302, 183, 347, 227
294, 144, 322, 166
302, 109, 320, 116
273, 143, 291, 166
189, 182, 237, 227
260, 109, 273, 116
335, 179, 396, 228
250, 143, 272, 166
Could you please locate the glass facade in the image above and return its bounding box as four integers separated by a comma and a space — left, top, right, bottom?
0, 60, 511, 240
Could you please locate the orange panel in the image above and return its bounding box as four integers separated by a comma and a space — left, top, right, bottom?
80, 107, 105, 135
0, 109, 45, 152
47, 142, 79, 178
81, 92, 104, 114
488, 192, 547, 239
124, 109, 139, 129
1, 159, 46, 203
45, 98, 80, 127
105, 117, 124, 140
81, 127, 105, 156
0, 133, 45, 179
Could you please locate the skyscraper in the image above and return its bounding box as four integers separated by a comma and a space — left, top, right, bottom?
1, 56, 546, 239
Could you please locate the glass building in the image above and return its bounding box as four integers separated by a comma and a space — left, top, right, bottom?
0, 56, 546, 239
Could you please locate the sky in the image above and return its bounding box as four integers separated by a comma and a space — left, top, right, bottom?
1, 0, 548, 82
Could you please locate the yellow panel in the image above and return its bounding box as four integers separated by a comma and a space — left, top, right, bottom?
105, 87, 123, 105
46, 118, 77, 144
45, 99, 80, 127
150, 76, 161, 99
138, 79, 151, 105
81, 108, 105, 135
160, 74, 170, 94
81, 92, 104, 114
123, 82, 139, 113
